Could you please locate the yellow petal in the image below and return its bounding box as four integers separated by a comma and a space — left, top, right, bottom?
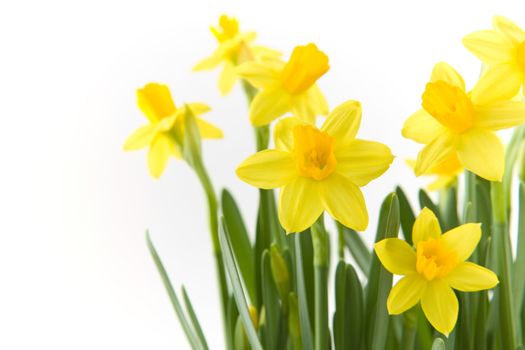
137, 83, 176, 123
278, 177, 323, 233
319, 173, 368, 231
148, 135, 172, 179
471, 64, 523, 106
374, 238, 417, 275
430, 62, 466, 91
447, 261, 499, 292
250, 87, 291, 126
387, 274, 427, 314
421, 279, 458, 336
493, 16, 525, 44
402, 109, 445, 144
123, 125, 155, 151
412, 207, 442, 245
474, 101, 525, 130
305, 84, 329, 116
187, 103, 211, 115
427, 175, 455, 192
193, 49, 224, 71
414, 132, 455, 176
457, 128, 504, 181
291, 93, 318, 124
273, 117, 306, 152
462, 30, 514, 65
441, 223, 481, 262
236, 61, 281, 89
236, 149, 296, 189
218, 62, 238, 95
335, 139, 393, 186
197, 118, 223, 139
321, 100, 362, 143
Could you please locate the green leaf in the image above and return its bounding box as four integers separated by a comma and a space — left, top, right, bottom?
146, 232, 204, 350
395, 186, 415, 245
219, 218, 263, 350
339, 223, 371, 275
226, 296, 238, 350
261, 250, 281, 350
221, 189, 256, 304
431, 338, 446, 350
288, 293, 303, 350
181, 287, 209, 350
293, 234, 314, 350
513, 181, 525, 312
418, 189, 444, 230
181, 105, 202, 167
442, 185, 459, 231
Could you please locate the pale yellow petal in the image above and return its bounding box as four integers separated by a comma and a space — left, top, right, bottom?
236, 149, 296, 189
457, 128, 504, 181
196, 118, 223, 139
218, 62, 237, 95
334, 139, 393, 186
441, 223, 481, 262
273, 117, 306, 152
402, 109, 445, 144
374, 238, 417, 275
187, 103, 211, 115
462, 30, 515, 65
236, 61, 281, 89
305, 84, 329, 116
427, 175, 455, 192
319, 173, 368, 231
320, 100, 362, 143
290, 94, 317, 124
421, 279, 458, 336
148, 135, 172, 179
447, 261, 499, 292
474, 100, 525, 130
430, 62, 466, 91
193, 49, 224, 71
387, 274, 427, 315
471, 64, 523, 106
414, 132, 456, 176
412, 207, 442, 245
493, 16, 525, 44
278, 177, 323, 233
250, 87, 291, 126
123, 125, 155, 151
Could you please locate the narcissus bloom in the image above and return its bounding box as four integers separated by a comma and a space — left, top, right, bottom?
193, 15, 280, 95
406, 153, 463, 191
402, 62, 525, 181
463, 16, 525, 102
123, 83, 223, 178
237, 43, 329, 126
236, 100, 393, 233
375, 208, 498, 336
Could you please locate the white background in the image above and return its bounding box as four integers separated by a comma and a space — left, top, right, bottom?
1, 1, 524, 349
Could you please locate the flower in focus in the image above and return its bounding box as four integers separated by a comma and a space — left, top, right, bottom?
236, 100, 393, 233
124, 83, 223, 178
406, 153, 463, 191
237, 43, 330, 126
193, 15, 280, 95
374, 208, 498, 336
402, 62, 525, 181
463, 16, 525, 102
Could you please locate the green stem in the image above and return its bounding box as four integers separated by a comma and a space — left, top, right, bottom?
311, 217, 329, 350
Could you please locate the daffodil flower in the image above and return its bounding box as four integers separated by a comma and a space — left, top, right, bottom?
193, 15, 280, 95
463, 16, 525, 102
237, 43, 330, 126
236, 100, 393, 233
402, 62, 525, 181
375, 208, 498, 336
406, 153, 463, 191
124, 83, 223, 178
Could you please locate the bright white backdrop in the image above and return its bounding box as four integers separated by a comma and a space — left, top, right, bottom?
1, 1, 524, 349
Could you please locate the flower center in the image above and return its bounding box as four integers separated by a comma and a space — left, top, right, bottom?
517, 41, 525, 72
416, 239, 458, 281
293, 125, 337, 180
211, 15, 239, 43
280, 44, 329, 94
422, 81, 475, 133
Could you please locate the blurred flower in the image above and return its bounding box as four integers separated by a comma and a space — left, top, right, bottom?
463, 16, 525, 102
124, 83, 222, 178
406, 153, 463, 191
402, 62, 525, 181
236, 100, 393, 232
237, 43, 329, 126
193, 15, 280, 95
374, 208, 498, 336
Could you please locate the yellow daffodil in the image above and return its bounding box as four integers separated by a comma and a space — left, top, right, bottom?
236, 100, 393, 233
375, 208, 498, 336
123, 83, 223, 178
237, 43, 330, 126
463, 16, 525, 102
402, 62, 525, 182
193, 15, 280, 95
406, 153, 463, 191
